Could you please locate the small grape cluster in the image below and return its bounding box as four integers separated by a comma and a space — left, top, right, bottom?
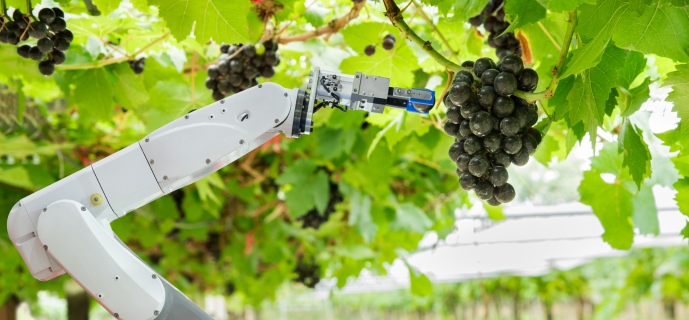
1, 7, 72, 76
205, 40, 280, 101
129, 57, 145, 74
468, 0, 521, 60
363, 34, 395, 56
293, 256, 320, 288
444, 54, 542, 206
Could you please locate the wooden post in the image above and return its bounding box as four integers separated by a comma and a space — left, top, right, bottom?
0, 296, 19, 320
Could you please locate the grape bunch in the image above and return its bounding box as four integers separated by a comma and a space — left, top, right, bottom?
444, 54, 542, 205
293, 256, 320, 288
468, 0, 521, 60
205, 40, 280, 101
1, 7, 72, 76
129, 57, 145, 74
364, 34, 396, 56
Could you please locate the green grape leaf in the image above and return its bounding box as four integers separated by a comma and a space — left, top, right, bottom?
0, 167, 33, 190
551, 75, 575, 121
340, 45, 420, 88
617, 77, 651, 117
315, 128, 357, 160
548, 0, 597, 12
93, 0, 121, 14
503, 0, 547, 32
665, 64, 689, 146
631, 184, 659, 235
615, 51, 646, 89
334, 245, 376, 260
390, 203, 432, 233
612, 2, 689, 62
579, 170, 634, 250
110, 63, 150, 113
278, 160, 329, 217
682, 221, 689, 239
618, 120, 652, 189
450, 0, 490, 22
149, 0, 251, 43
408, 265, 433, 296
348, 190, 378, 242
304, 9, 325, 28
674, 177, 689, 218
561, 0, 630, 78
70, 69, 115, 121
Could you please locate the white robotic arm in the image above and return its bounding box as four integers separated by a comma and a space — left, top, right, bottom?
7, 68, 434, 319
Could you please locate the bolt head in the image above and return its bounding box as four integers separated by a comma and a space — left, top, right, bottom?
81, 207, 86, 211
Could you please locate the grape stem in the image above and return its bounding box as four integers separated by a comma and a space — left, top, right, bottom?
412, 1, 459, 62
277, 0, 366, 44
1, 0, 7, 18
57, 31, 171, 71
512, 11, 578, 102
26, 0, 35, 20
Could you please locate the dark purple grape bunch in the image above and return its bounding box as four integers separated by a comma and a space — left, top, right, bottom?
363, 34, 396, 56
444, 55, 541, 206
3, 7, 71, 76
293, 256, 320, 289
468, 0, 521, 60
206, 40, 280, 101
129, 57, 145, 74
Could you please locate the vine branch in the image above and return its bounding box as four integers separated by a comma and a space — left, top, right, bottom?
277, 0, 366, 44
412, 0, 458, 62
513, 11, 578, 102
56, 31, 171, 71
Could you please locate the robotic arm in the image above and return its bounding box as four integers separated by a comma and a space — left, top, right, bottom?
6, 68, 434, 319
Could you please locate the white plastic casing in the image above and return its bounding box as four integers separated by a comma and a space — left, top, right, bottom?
7, 167, 118, 281
139, 83, 292, 193
37, 200, 165, 320
92, 144, 163, 217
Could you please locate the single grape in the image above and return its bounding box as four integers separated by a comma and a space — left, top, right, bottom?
57, 29, 74, 42
207, 65, 220, 78
28, 46, 43, 61
243, 66, 259, 78
261, 65, 275, 78
447, 105, 462, 123
364, 45, 375, 56
512, 105, 529, 129
17, 45, 31, 59
478, 86, 497, 108
229, 60, 243, 73
52, 7, 65, 18
522, 134, 538, 155
13, 9, 27, 28
457, 153, 472, 172
492, 20, 509, 34
243, 44, 257, 57
492, 96, 514, 118
494, 72, 517, 96
263, 40, 277, 51
227, 73, 243, 87
449, 83, 474, 106
212, 89, 224, 101
38, 8, 56, 24
483, 132, 502, 153
54, 37, 70, 51
250, 55, 263, 67
220, 43, 230, 54
500, 54, 524, 75
217, 80, 232, 95
454, 70, 474, 84
37, 38, 54, 53
492, 150, 511, 168
495, 183, 516, 203
496, 7, 506, 21
449, 142, 465, 162
473, 57, 496, 77
264, 51, 278, 66
489, 165, 508, 187
384, 34, 396, 42
469, 15, 484, 26
526, 104, 539, 127
460, 101, 481, 120
475, 180, 495, 200
464, 135, 483, 155
255, 43, 266, 55
382, 37, 395, 50
481, 69, 499, 86
49, 18, 67, 32
51, 50, 65, 64
517, 68, 539, 91
511, 148, 529, 166
469, 111, 493, 137
218, 60, 230, 75
468, 155, 490, 177
443, 120, 460, 136
486, 197, 501, 206
492, 115, 501, 131
38, 60, 55, 76
458, 120, 472, 138
459, 172, 478, 191
484, 16, 497, 33
205, 78, 218, 90
443, 94, 456, 108
503, 135, 522, 154
500, 117, 520, 136
28, 21, 48, 39
526, 127, 543, 145
461, 61, 474, 68
6, 32, 19, 45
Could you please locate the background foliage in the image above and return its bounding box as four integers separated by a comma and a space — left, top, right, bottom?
0, 0, 688, 312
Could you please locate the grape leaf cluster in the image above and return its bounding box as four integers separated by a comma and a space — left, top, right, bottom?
206, 40, 280, 101
293, 256, 320, 288
443, 54, 542, 206
1, 7, 72, 76
364, 34, 395, 56
468, 0, 521, 60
